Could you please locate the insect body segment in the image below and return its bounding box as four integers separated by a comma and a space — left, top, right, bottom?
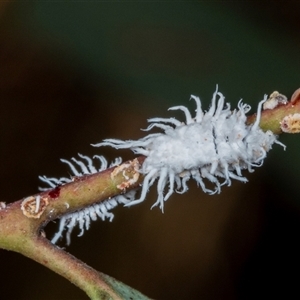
50, 190, 135, 245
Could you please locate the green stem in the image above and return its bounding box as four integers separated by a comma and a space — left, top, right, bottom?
247, 88, 300, 134
21, 236, 150, 300
0, 156, 149, 299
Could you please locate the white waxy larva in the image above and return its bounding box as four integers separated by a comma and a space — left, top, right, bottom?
39, 155, 137, 245
93, 87, 286, 212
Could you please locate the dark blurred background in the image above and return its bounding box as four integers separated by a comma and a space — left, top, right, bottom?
1, 2, 300, 299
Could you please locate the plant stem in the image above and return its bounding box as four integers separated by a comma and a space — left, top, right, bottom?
21, 236, 150, 300
0, 156, 149, 299
247, 88, 300, 134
